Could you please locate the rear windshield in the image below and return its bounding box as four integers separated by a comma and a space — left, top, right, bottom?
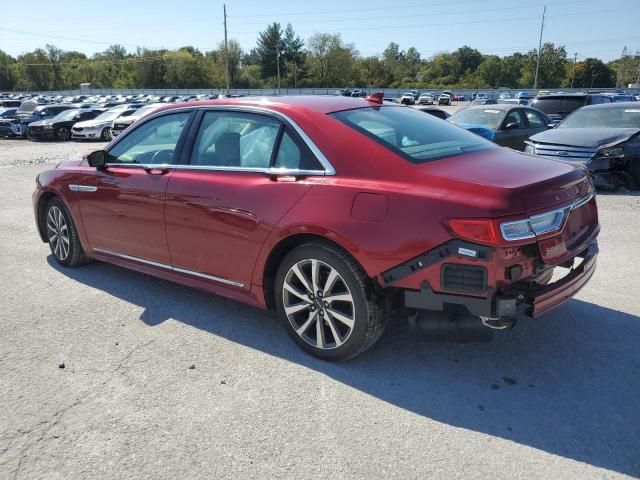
331, 106, 496, 163
531, 97, 586, 115
449, 108, 504, 129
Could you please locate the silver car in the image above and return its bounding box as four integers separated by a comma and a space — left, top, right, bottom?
71, 107, 139, 141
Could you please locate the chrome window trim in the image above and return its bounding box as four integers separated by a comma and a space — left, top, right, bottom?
106, 104, 336, 176
499, 191, 595, 241
93, 248, 244, 288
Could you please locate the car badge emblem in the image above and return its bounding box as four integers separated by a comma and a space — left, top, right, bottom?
556, 151, 569, 156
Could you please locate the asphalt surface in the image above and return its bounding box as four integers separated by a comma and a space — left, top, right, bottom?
0, 138, 639, 480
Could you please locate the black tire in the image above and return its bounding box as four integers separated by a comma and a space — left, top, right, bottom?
100, 127, 112, 141
275, 241, 387, 361
44, 198, 91, 267
56, 127, 70, 141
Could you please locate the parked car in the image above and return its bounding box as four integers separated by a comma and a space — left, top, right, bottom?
449, 104, 551, 150
438, 91, 452, 105
72, 108, 139, 141
607, 94, 636, 102
351, 89, 366, 98
110, 103, 164, 137
0, 99, 22, 108
499, 92, 511, 99
410, 90, 420, 100
28, 109, 103, 141
476, 93, 488, 101
413, 106, 450, 120
34, 95, 599, 360
0, 107, 18, 119
0, 101, 74, 138
417, 93, 434, 105
400, 93, 415, 105
470, 99, 498, 105
525, 102, 640, 189
453, 94, 466, 102
531, 93, 614, 125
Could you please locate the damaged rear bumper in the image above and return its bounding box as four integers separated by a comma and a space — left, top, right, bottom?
404, 241, 598, 319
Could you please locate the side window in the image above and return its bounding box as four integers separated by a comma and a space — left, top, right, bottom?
525, 109, 547, 128
106, 112, 189, 165
503, 110, 525, 129
274, 130, 322, 170
190, 111, 280, 168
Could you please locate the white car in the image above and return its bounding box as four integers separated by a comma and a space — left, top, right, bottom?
476, 93, 488, 100
400, 93, 415, 105
71, 107, 139, 141
110, 103, 164, 137
418, 93, 434, 105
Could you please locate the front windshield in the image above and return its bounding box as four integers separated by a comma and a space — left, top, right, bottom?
558, 107, 640, 129
332, 106, 496, 164
95, 111, 121, 122
52, 109, 80, 121
449, 108, 504, 129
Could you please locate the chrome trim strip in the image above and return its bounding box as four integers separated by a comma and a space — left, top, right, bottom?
92, 248, 244, 288
106, 104, 336, 176
69, 184, 97, 192
102, 162, 327, 176
500, 191, 595, 241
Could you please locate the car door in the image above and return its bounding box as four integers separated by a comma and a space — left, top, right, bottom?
77, 111, 191, 265
164, 109, 326, 291
496, 109, 528, 150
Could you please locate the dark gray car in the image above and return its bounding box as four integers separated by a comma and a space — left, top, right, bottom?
525, 102, 640, 189
448, 104, 550, 151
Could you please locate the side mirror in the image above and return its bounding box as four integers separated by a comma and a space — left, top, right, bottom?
547, 123, 556, 129
40, 111, 47, 116
87, 150, 106, 168
504, 122, 519, 130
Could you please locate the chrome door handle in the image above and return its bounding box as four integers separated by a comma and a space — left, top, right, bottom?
69, 184, 97, 192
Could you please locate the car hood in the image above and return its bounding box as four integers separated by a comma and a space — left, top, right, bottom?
420, 146, 588, 213
74, 119, 108, 128
113, 115, 139, 124
29, 120, 49, 127
529, 127, 640, 148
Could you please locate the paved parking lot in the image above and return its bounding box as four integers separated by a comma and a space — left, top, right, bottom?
1, 138, 639, 479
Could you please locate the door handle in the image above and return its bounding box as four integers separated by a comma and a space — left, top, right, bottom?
144, 167, 170, 175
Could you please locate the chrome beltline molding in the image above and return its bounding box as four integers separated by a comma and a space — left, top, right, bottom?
92, 248, 244, 288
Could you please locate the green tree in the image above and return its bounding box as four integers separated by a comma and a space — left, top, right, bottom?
255, 23, 283, 80
0, 50, 16, 90
568, 58, 616, 88
520, 43, 567, 88
305, 33, 359, 87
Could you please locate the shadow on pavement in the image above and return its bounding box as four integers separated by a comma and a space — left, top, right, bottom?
49, 256, 640, 477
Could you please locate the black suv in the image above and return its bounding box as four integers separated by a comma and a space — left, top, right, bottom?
531, 93, 614, 125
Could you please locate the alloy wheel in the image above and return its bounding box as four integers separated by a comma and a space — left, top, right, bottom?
282, 258, 355, 350
47, 206, 70, 260
57, 128, 70, 141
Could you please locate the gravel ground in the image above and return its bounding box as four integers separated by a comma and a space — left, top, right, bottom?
0, 139, 639, 480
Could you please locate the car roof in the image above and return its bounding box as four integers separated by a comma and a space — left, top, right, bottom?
579, 101, 640, 110
461, 103, 522, 111
154, 95, 390, 115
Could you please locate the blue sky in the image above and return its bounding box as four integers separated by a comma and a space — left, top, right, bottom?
1, 0, 638, 61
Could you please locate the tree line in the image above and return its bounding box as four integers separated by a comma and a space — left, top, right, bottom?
0, 23, 638, 92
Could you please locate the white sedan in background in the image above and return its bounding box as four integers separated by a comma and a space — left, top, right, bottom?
71, 107, 139, 141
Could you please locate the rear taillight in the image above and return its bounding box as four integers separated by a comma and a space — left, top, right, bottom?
447, 218, 503, 245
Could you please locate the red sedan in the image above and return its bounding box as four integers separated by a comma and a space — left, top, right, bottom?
34, 95, 599, 360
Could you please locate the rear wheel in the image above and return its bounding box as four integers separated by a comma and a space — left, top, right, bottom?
45, 198, 91, 267
275, 242, 387, 361
56, 127, 70, 141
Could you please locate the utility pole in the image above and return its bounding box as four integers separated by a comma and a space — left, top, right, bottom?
223, 4, 230, 95
534, 5, 546, 89
276, 44, 281, 94
570, 52, 578, 88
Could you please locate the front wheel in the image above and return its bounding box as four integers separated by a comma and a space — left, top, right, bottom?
100, 127, 112, 141
56, 127, 70, 141
45, 198, 91, 267
275, 242, 387, 361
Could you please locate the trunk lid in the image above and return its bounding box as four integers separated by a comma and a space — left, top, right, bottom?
422, 147, 590, 212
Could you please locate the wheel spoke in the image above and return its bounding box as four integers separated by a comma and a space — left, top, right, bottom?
48, 210, 57, 228
284, 302, 310, 316
325, 316, 344, 347
324, 292, 352, 304
315, 316, 325, 348
322, 268, 339, 296
283, 281, 311, 304
46, 220, 57, 233
326, 308, 355, 329
296, 311, 317, 336
292, 264, 312, 293
310, 259, 320, 292
49, 232, 58, 242
60, 234, 69, 245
